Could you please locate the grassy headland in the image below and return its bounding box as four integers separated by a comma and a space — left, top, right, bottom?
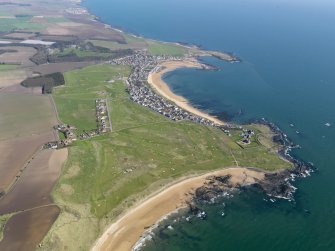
42, 64, 292, 250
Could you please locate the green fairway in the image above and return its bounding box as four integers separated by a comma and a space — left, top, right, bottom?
53, 64, 131, 133
147, 41, 187, 56
44, 64, 292, 250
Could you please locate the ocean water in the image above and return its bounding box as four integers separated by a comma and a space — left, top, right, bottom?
83, 0, 335, 250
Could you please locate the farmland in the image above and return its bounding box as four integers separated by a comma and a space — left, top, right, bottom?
0, 15, 46, 32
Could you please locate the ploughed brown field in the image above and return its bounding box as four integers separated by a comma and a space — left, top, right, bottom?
0, 149, 67, 215
32, 62, 95, 75
0, 69, 29, 89
0, 205, 60, 251
0, 132, 55, 194
0, 92, 57, 141
0, 83, 42, 94
0, 87, 66, 249
0, 46, 37, 67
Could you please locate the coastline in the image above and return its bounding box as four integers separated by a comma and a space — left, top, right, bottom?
147, 60, 224, 126
0, 1, 317, 250
91, 167, 265, 251
76, 2, 312, 251
80, 3, 309, 251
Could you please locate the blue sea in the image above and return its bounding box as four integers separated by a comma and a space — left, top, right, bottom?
83, 0, 335, 250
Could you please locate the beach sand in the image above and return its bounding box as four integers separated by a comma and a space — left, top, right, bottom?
147, 60, 224, 125
91, 167, 264, 251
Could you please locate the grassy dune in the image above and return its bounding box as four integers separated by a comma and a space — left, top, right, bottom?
44, 65, 292, 250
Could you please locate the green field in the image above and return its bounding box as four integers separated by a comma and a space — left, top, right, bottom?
46, 17, 69, 23
88, 34, 188, 56
87, 34, 147, 51
53, 64, 131, 132
43, 64, 292, 250
0, 16, 46, 32
56, 48, 112, 58
147, 41, 188, 56
87, 39, 141, 51
0, 65, 17, 71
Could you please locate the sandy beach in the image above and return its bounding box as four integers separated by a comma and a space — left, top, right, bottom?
147, 60, 224, 125
91, 167, 264, 251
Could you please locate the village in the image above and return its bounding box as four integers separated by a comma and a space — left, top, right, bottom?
239, 129, 255, 145
44, 51, 252, 150
94, 98, 112, 133
109, 52, 251, 135
44, 98, 112, 149
110, 52, 221, 127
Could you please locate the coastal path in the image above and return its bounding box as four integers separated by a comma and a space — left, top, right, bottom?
106, 98, 113, 132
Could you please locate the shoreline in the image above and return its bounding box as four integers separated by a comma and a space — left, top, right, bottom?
0, 1, 314, 250
72, 2, 311, 251
80, 3, 310, 251
147, 59, 224, 126
91, 167, 265, 251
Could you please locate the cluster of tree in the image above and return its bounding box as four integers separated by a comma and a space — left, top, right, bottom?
21, 72, 65, 94
30, 40, 134, 64
30, 50, 48, 65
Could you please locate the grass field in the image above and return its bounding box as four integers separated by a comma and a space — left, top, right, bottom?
0, 65, 17, 71
43, 64, 292, 250
0, 16, 46, 32
87, 34, 147, 50
87, 39, 142, 51
46, 17, 69, 23
56, 48, 112, 58
53, 64, 131, 132
88, 34, 188, 56
147, 41, 188, 56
